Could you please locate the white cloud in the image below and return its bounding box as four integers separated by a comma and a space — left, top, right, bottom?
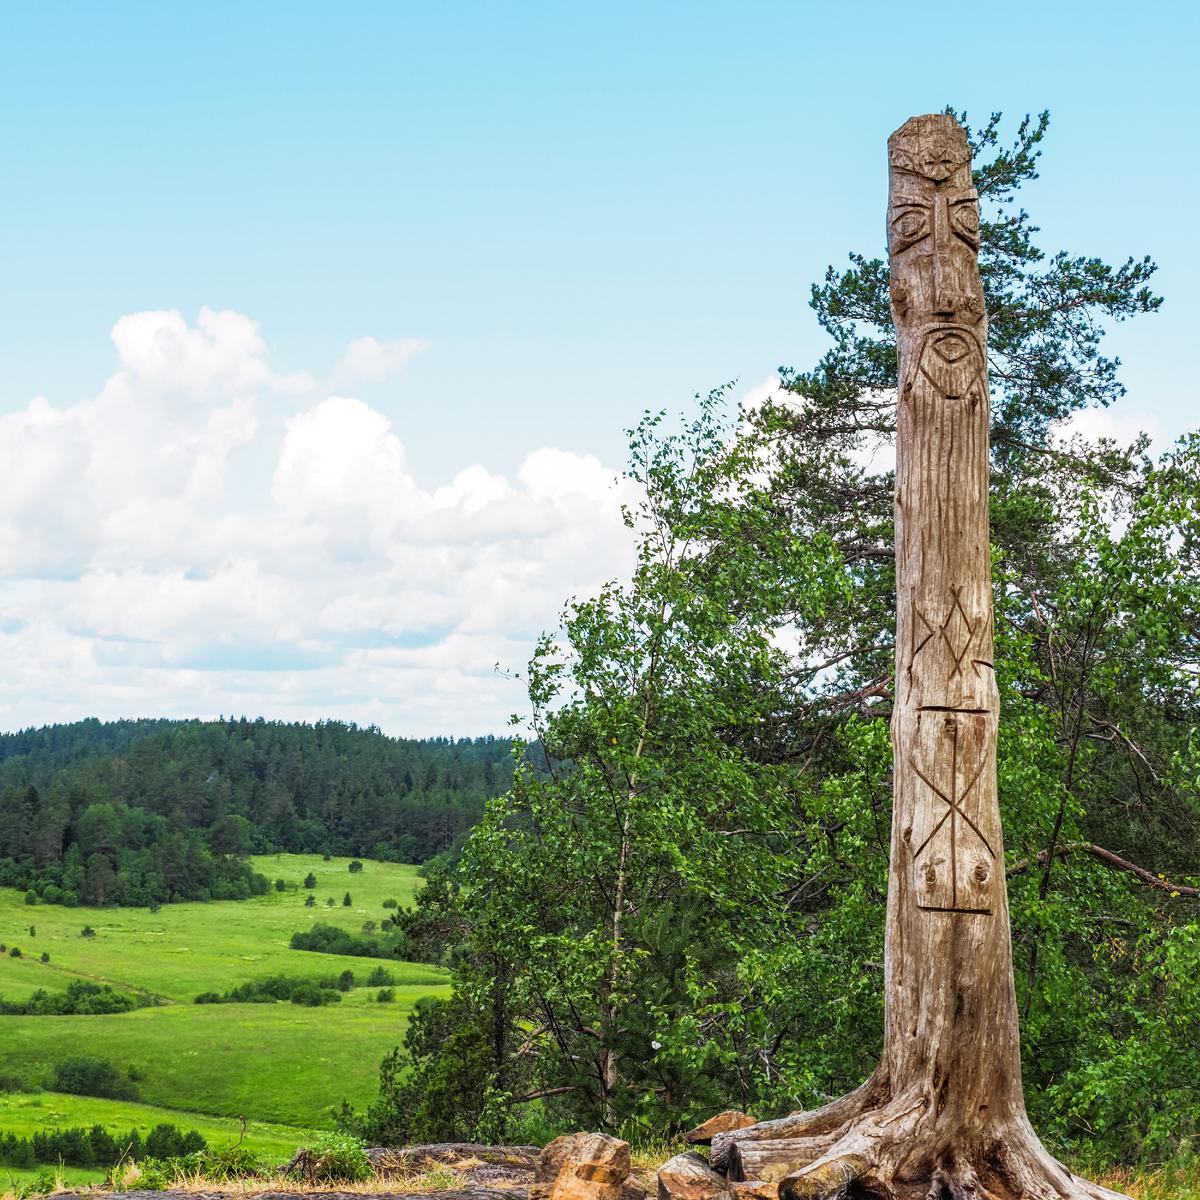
0, 310, 634, 736
334, 335, 429, 383
1054, 404, 1160, 450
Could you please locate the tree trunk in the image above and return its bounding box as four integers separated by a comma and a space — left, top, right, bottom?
706, 114, 1128, 1200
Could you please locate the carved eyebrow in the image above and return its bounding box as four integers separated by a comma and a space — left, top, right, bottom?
890, 198, 931, 210
951, 197, 980, 207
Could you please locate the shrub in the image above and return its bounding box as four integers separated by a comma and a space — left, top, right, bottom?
337, 969, 355, 992
303, 872, 317, 889
305, 894, 316, 907
382, 897, 398, 909
24, 890, 37, 905
9, 947, 21, 958
366, 966, 395, 986
292, 1132, 371, 1183
28, 925, 36, 936
184, 1142, 262, 1181
376, 988, 395, 1003
348, 860, 363, 874
50, 1056, 139, 1100
325, 897, 335, 907
81, 925, 96, 938
361, 919, 376, 934
274, 878, 287, 892
342, 892, 352, 906
40, 952, 49, 963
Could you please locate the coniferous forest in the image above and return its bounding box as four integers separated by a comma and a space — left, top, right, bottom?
0, 719, 514, 906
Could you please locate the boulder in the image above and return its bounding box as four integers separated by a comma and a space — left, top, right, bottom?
684, 1112, 757, 1146
533, 1132, 633, 1200
657, 1151, 731, 1200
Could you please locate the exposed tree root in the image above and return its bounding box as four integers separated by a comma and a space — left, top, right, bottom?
709, 1088, 1131, 1200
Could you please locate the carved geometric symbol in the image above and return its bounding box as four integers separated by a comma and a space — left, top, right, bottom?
910, 586, 980, 678
909, 720, 995, 915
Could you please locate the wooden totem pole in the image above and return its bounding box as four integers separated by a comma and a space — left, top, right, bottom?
703, 114, 1126, 1200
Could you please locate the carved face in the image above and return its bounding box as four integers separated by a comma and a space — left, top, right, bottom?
888, 181, 984, 329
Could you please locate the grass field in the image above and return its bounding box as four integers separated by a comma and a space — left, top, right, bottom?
0, 854, 451, 1176
0, 853, 442, 1002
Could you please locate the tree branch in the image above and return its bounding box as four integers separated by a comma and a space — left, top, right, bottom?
1007, 841, 1198, 898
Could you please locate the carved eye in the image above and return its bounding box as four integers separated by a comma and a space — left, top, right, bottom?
891, 207, 929, 248
952, 203, 980, 247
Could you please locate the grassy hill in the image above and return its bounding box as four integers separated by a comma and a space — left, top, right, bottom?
0, 854, 451, 1171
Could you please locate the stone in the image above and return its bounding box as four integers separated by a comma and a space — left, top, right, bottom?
730, 1182, 778, 1200
656, 1151, 731, 1200
684, 1112, 757, 1145
533, 1132, 632, 1200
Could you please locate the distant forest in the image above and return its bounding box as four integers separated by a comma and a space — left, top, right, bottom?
0, 718, 515, 907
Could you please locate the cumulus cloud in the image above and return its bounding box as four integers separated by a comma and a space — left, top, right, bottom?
0, 310, 633, 735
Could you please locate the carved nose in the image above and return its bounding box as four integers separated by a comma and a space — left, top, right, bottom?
932, 256, 956, 317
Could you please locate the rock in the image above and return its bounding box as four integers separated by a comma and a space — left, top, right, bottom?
623, 1178, 650, 1200
685, 1112, 757, 1145
533, 1132, 633, 1200
657, 1151, 731, 1200
730, 1182, 778, 1200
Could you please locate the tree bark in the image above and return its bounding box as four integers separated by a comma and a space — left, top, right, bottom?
703, 115, 1129, 1200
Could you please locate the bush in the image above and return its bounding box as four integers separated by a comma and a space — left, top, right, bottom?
382, 897, 398, 909
304, 894, 316, 907
81, 925, 96, 938
50, 1056, 139, 1100
361, 920, 376, 934
24, 890, 37, 905
376, 988, 395, 1002
366, 966, 395, 986
292, 1132, 371, 1183
303, 872, 317, 889
9, 947, 21, 958
274, 878, 287, 892
342, 892, 352, 907
1, 981, 146, 1016
40, 951, 49, 963
348, 860, 363, 874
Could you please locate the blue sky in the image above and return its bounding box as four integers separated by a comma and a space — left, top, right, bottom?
0, 1, 1194, 735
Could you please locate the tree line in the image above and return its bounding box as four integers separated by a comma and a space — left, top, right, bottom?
0, 718, 514, 906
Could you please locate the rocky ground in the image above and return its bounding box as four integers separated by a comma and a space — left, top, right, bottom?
53, 1112, 767, 1200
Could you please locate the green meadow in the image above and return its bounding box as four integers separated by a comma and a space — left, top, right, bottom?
0, 854, 451, 1176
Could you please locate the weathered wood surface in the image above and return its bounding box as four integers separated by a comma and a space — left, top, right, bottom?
725, 1138, 835, 1184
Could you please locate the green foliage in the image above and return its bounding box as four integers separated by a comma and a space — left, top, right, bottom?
49, 1057, 139, 1101
369, 110, 1199, 1163
0, 720, 517, 906
0, 980, 154, 1016
288, 921, 401, 958
294, 1131, 372, 1183
191, 974, 348, 1007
